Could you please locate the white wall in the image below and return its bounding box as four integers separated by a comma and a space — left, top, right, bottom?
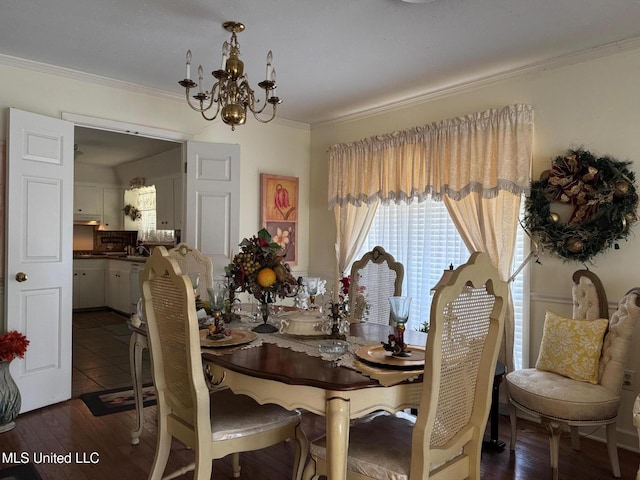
310, 47, 640, 450
75, 163, 120, 184
115, 146, 182, 185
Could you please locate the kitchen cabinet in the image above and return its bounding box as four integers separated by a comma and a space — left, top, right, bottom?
102, 187, 124, 230
106, 260, 131, 314
73, 259, 106, 309
74, 184, 101, 218
153, 175, 183, 230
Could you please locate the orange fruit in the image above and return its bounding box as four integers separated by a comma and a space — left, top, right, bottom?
257, 268, 277, 288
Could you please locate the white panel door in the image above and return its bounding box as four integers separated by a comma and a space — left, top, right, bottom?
5, 108, 74, 412
184, 142, 240, 276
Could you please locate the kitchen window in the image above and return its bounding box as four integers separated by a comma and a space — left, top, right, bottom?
124, 185, 175, 243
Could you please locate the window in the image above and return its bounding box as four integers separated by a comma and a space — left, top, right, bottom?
124, 185, 175, 243
357, 197, 528, 370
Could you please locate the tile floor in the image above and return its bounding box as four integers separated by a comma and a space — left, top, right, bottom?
72, 309, 152, 397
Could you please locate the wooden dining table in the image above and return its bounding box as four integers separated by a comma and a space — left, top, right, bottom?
128, 320, 426, 480
203, 323, 425, 480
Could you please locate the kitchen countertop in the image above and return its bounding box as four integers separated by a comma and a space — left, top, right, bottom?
73, 253, 148, 263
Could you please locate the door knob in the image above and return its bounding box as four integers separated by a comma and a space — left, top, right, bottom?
15, 272, 28, 282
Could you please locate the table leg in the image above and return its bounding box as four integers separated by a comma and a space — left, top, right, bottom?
483, 362, 506, 452
326, 396, 350, 480
129, 331, 147, 445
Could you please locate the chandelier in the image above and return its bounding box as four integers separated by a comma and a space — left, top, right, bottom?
179, 21, 281, 131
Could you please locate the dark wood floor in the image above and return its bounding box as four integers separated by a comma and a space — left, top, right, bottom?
0, 399, 638, 480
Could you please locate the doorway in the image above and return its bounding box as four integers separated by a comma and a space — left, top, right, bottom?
71, 120, 185, 397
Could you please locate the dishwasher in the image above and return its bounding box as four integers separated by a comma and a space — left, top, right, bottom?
130, 262, 144, 315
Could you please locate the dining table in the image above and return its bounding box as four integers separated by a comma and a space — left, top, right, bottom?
128, 314, 427, 480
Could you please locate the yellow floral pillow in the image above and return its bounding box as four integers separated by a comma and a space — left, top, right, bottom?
535, 311, 608, 384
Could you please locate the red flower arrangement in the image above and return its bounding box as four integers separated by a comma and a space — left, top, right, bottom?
0, 331, 29, 362
338, 274, 369, 321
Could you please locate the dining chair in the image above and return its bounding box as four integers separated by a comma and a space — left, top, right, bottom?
140, 247, 308, 480
302, 252, 508, 480
633, 395, 640, 480
349, 245, 404, 324
506, 270, 640, 480
167, 242, 214, 300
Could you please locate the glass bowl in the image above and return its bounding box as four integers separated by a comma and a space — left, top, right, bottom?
318, 339, 349, 366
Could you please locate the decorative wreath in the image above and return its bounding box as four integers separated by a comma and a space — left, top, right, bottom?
122, 204, 142, 221
523, 149, 638, 263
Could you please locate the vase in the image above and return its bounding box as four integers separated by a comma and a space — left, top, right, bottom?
252, 294, 278, 333
0, 360, 21, 433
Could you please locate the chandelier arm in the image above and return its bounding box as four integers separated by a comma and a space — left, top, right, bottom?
184, 89, 206, 112
200, 101, 223, 121
249, 87, 276, 115
200, 82, 223, 114
252, 105, 278, 124
243, 81, 273, 119
183, 87, 218, 118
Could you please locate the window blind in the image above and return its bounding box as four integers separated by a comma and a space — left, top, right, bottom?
357, 198, 527, 369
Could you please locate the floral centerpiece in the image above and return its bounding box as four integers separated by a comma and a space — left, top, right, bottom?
0, 331, 29, 362
225, 228, 297, 332
338, 274, 369, 321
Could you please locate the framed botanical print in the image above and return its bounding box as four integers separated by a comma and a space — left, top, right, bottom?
261, 173, 298, 265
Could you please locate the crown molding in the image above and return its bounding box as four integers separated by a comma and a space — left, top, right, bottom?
314, 35, 640, 128
0, 53, 181, 102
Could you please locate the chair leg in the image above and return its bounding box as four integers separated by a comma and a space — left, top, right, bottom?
292, 423, 310, 480
193, 451, 213, 480
231, 452, 241, 478
541, 418, 567, 480
301, 457, 319, 480
570, 426, 581, 450
606, 422, 621, 478
509, 402, 518, 451
149, 422, 172, 480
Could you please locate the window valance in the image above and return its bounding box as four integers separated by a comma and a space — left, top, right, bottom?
328, 104, 533, 209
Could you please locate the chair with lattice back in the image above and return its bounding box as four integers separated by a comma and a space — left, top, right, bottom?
167, 242, 214, 300
349, 246, 404, 324
302, 252, 508, 480
141, 247, 308, 480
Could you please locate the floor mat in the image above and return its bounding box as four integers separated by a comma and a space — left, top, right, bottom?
0, 463, 42, 480
80, 384, 156, 417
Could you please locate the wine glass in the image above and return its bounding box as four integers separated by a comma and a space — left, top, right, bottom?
388, 296, 412, 357
188, 273, 200, 297
206, 280, 227, 319
307, 277, 320, 309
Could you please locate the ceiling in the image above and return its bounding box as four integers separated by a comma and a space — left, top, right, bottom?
73, 127, 180, 167
3, 1, 640, 133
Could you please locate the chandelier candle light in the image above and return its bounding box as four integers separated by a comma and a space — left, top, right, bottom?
179, 21, 282, 130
